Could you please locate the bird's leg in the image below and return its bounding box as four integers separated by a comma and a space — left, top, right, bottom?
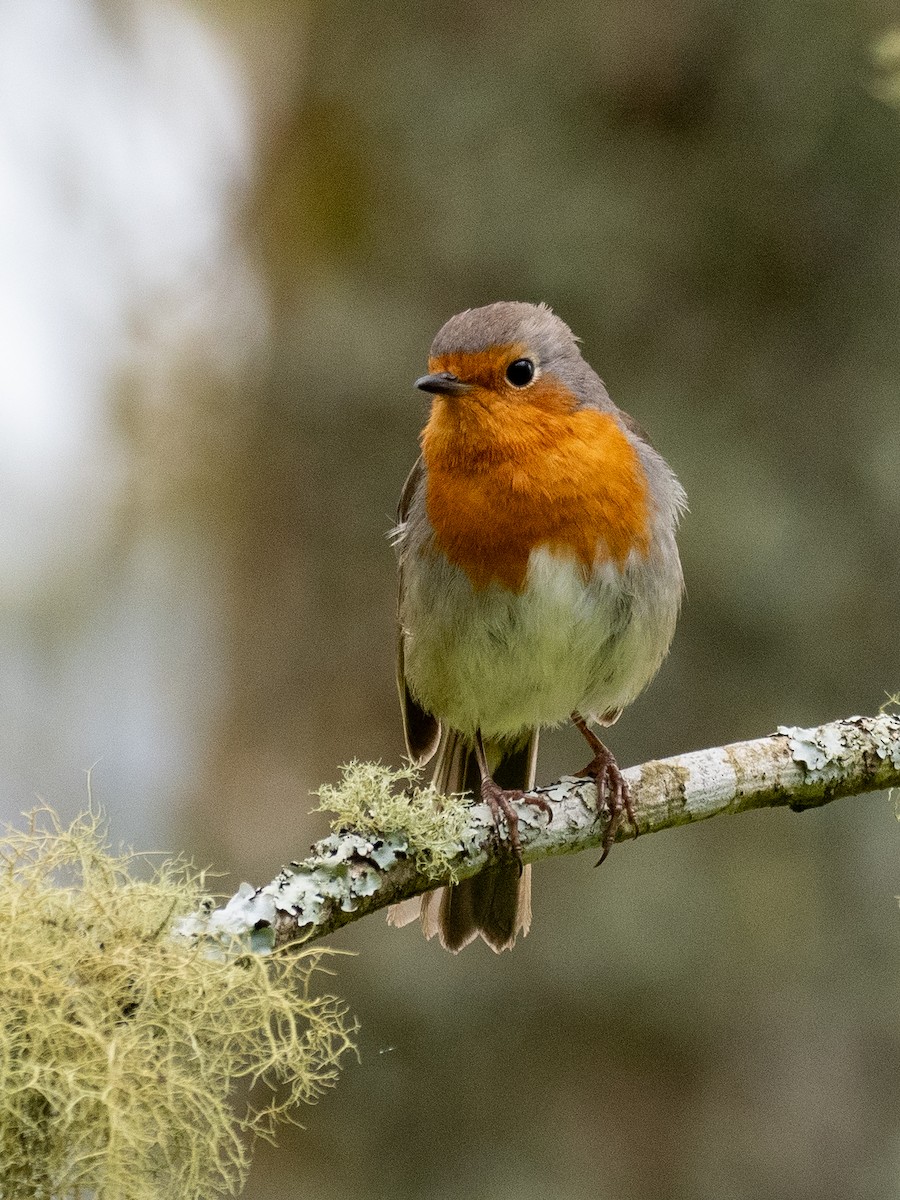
570, 711, 635, 864
474, 732, 552, 864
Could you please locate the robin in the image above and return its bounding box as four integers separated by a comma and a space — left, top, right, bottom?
388, 301, 686, 952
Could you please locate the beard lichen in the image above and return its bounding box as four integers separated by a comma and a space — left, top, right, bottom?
315, 761, 470, 881
0, 808, 356, 1199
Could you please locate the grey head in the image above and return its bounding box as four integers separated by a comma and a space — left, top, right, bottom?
429, 300, 577, 355
427, 301, 611, 410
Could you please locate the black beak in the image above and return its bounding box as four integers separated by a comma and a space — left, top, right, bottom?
414, 371, 468, 396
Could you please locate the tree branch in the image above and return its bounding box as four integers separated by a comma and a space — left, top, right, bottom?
177, 714, 900, 951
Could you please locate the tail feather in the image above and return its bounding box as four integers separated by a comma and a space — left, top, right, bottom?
436, 876, 479, 951
388, 728, 538, 953
463, 862, 531, 952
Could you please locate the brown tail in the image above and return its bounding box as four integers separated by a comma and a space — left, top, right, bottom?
388, 729, 538, 953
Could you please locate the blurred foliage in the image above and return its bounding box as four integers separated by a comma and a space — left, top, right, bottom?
871, 29, 900, 108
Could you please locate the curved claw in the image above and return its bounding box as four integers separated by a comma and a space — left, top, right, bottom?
481, 778, 525, 858
480, 780, 553, 867
576, 746, 633, 867
528, 793, 553, 823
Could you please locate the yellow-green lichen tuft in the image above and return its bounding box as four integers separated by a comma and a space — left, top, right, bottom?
0, 807, 356, 1200
315, 761, 470, 881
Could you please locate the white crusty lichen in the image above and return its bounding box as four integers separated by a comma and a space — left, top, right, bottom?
778, 715, 900, 774
869, 713, 900, 768
176, 830, 415, 949
178, 764, 478, 947
778, 722, 848, 773
174, 882, 277, 952
270, 830, 409, 926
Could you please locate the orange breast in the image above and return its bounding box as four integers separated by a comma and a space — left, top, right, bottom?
421, 379, 651, 593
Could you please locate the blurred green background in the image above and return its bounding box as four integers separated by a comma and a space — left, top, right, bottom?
3, 0, 900, 1197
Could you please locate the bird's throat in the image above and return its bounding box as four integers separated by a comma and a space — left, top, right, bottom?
421, 399, 651, 592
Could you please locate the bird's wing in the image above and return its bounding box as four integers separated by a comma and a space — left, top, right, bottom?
395, 457, 441, 764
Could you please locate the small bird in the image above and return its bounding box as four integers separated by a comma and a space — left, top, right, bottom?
389, 302, 686, 952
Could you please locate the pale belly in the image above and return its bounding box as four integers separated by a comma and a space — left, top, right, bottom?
400, 545, 679, 741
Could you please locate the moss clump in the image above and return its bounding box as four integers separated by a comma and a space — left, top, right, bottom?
0, 808, 355, 1199
315, 761, 470, 880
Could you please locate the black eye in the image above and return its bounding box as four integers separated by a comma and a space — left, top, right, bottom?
505, 358, 535, 387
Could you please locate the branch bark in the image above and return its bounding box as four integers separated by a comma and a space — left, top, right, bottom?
177, 714, 900, 951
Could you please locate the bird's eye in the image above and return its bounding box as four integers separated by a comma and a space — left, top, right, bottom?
505, 358, 535, 387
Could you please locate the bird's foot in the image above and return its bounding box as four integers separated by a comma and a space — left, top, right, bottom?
574, 739, 635, 865
480, 777, 552, 867
570, 711, 636, 863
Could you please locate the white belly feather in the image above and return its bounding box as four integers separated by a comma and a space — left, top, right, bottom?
400, 544, 679, 742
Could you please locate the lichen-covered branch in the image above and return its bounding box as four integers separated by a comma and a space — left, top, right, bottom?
177, 715, 900, 951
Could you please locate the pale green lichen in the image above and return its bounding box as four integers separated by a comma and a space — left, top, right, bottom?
779, 714, 900, 776
778, 723, 846, 772
0, 808, 356, 1200
871, 713, 900, 770
315, 760, 470, 881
